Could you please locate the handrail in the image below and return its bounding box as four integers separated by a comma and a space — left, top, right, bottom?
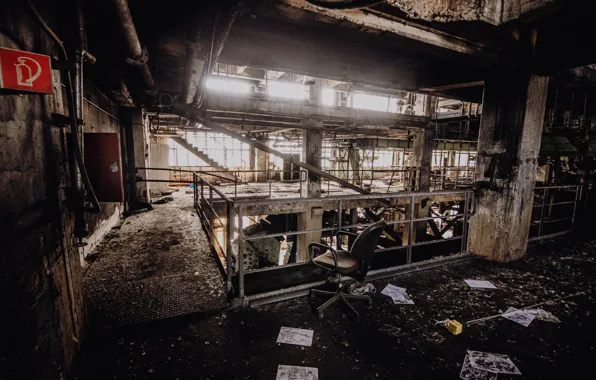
235, 188, 470, 207
132, 166, 234, 182
197, 173, 235, 203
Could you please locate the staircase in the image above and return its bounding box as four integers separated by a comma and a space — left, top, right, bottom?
170, 136, 236, 181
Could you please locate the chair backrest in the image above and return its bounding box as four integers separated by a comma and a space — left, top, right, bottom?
349, 219, 387, 263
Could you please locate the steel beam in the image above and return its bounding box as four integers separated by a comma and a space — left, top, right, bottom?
172, 102, 373, 196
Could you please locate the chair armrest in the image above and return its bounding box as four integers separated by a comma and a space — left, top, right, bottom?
309, 242, 337, 272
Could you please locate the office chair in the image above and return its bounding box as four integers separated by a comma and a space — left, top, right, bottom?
309, 219, 387, 319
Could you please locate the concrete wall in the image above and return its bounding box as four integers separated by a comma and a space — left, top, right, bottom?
149, 136, 170, 196
0, 3, 123, 378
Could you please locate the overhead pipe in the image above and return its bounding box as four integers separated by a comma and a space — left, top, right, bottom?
180, 24, 202, 103
192, 0, 243, 108
112, 0, 156, 92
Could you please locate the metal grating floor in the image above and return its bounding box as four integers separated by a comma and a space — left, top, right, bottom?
83, 192, 227, 328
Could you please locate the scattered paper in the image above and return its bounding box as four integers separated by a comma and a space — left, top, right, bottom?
467, 350, 522, 375
465, 280, 497, 289
526, 308, 561, 323
276, 327, 314, 347
276, 365, 318, 380
381, 284, 414, 304
501, 307, 536, 327
460, 354, 497, 380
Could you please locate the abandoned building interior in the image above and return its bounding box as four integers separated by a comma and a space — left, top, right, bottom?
2, 0, 596, 379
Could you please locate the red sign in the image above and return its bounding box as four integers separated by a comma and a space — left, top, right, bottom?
0, 47, 53, 93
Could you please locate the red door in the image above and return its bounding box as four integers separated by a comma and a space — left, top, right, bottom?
84, 133, 124, 202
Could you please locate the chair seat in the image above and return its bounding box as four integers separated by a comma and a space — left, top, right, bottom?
313, 249, 358, 274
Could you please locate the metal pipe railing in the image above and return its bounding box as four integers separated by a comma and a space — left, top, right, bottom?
530, 185, 582, 241
232, 189, 473, 300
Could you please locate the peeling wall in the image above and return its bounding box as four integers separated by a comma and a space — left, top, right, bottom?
0, 2, 123, 378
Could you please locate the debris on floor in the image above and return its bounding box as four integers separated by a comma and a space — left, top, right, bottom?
501, 307, 536, 327
151, 196, 174, 204
348, 282, 376, 295
526, 308, 561, 323
381, 284, 415, 304
276, 365, 318, 380
465, 351, 522, 375
277, 327, 314, 347
379, 324, 401, 338
464, 279, 497, 289
161, 191, 173, 196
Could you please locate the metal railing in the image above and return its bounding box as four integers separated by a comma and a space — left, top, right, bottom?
231, 189, 473, 300
207, 169, 307, 199
193, 173, 236, 295
529, 184, 582, 241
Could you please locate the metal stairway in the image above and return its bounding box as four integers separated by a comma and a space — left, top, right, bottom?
170, 135, 236, 181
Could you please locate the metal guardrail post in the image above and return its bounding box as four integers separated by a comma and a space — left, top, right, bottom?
336, 200, 343, 250
571, 185, 581, 228
237, 206, 245, 298
200, 177, 204, 202
193, 173, 197, 209
407, 194, 414, 264
226, 202, 235, 295
461, 191, 470, 253
234, 171, 238, 200
209, 186, 213, 207
268, 167, 272, 199
538, 187, 548, 237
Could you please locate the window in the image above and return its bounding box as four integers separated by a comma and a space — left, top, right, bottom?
351, 93, 390, 112
321, 88, 335, 106
206, 77, 251, 94
268, 81, 308, 100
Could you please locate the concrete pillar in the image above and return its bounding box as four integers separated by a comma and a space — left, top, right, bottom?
256, 139, 268, 181
296, 206, 324, 263
249, 145, 256, 182
301, 120, 323, 198
468, 69, 549, 261
403, 99, 434, 245
131, 109, 150, 201
149, 136, 169, 196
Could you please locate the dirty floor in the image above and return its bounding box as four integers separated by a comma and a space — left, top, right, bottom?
74, 235, 595, 379
83, 191, 226, 328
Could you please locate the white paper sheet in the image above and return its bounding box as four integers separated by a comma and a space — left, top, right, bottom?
276, 365, 318, 380
460, 354, 498, 380
381, 284, 414, 305
501, 307, 536, 327
276, 327, 314, 347
467, 350, 522, 375
464, 280, 497, 289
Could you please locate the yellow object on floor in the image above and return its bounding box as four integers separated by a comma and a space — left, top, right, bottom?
446, 320, 463, 335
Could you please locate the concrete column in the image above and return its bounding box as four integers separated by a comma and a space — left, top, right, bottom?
149, 136, 169, 196
256, 138, 268, 181
249, 145, 256, 182
129, 108, 150, 201
296, 206, 324, 263
403, 100, 434, 245
301, 120, 323, 198
468, 69, 549, 261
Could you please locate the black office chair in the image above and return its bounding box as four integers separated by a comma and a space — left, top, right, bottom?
309, 219, 387, 319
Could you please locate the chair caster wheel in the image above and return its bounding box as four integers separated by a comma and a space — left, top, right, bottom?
318, 312, 324, 319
